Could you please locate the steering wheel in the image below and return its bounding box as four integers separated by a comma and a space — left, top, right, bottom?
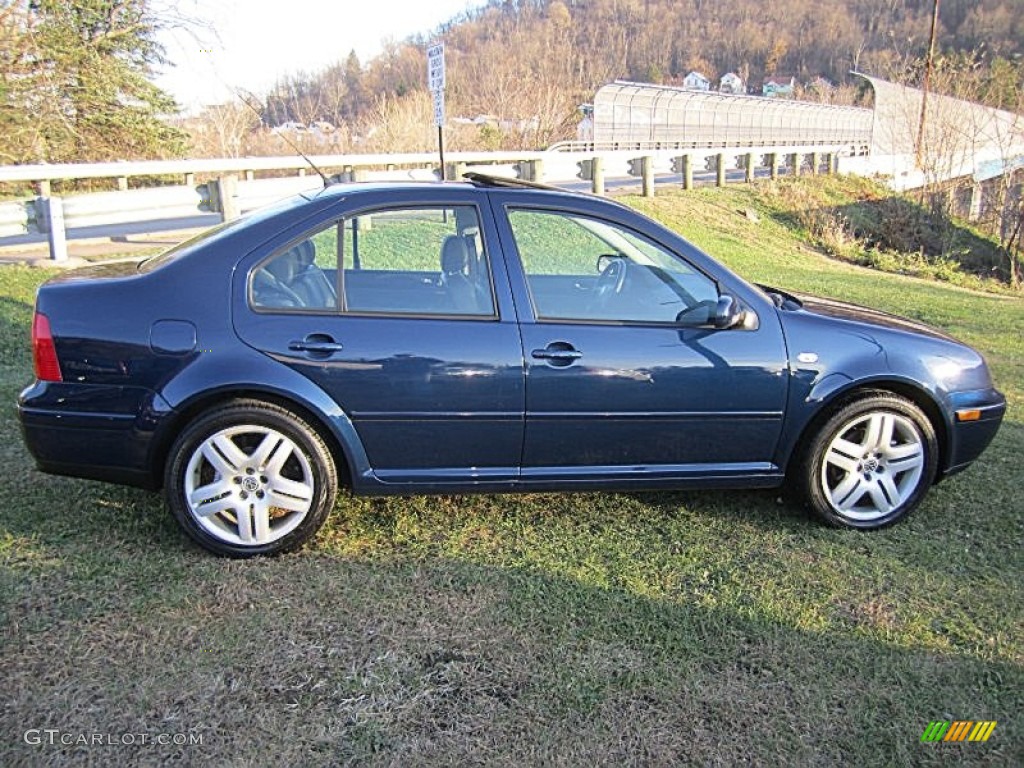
589, 257, 628, 309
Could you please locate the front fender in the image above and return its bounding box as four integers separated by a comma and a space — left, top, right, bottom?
772, 314, 956, 472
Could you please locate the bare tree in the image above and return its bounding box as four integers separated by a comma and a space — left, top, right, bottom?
186, 101, 261, 158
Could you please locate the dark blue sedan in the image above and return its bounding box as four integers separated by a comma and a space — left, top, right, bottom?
18, 175, 1006, 556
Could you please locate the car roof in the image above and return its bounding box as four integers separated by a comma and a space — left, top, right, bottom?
304, 173, 628, 210
303, 171, 585, 199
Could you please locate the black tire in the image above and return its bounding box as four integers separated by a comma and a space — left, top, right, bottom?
165, 400, 337, 557
795, 392, 938, 529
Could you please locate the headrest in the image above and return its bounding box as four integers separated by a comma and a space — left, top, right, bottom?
265, 240, 315, 282
441, 236, 468, 275
292, 239, 315, 267
265, 252, 298, 282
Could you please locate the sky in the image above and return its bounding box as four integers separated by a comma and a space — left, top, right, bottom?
154, 0, 487, 113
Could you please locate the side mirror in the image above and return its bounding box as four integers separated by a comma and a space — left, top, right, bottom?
713, 294, 743, 329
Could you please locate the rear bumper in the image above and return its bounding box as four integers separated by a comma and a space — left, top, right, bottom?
18, 381, 173, 490
943, 388, 1006, 477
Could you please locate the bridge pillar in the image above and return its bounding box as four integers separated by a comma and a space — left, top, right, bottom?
770, 153, 780, 181
745, 153, 755, 184
968, 184, 983, 221
811, 152, 820, 176
716, 153, 727, 187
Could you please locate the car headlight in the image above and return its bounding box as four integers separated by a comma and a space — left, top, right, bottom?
926, 357, 964, 383
925, 354, 992, 391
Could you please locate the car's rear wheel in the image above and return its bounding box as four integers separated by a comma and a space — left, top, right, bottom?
799, 392, 938, 529
166, 400, 337, 557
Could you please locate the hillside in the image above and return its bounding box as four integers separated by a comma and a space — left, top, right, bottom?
246, 0, 1024, 152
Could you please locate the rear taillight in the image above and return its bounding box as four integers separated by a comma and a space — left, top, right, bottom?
32, 312, 62, 382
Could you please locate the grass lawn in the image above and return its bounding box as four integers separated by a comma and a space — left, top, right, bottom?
1, 180, 1021, 766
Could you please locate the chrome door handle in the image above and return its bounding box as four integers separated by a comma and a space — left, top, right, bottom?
531, 342, 582, 366
288, 336, 344, 355
531, 348, 582, 361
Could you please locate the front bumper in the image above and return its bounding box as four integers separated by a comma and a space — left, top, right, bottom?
943, 387, 1006, 477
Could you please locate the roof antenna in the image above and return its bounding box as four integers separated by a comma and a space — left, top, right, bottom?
235, 89, 331, 187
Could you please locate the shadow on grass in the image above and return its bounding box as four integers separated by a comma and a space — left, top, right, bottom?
1, 390, 1019, 763
1, 540, 1020, 766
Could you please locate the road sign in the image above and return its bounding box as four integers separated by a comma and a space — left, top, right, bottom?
427, 42, 446, 176
432, 89, 445, 128
427, 42, 445, 128
427, 43, 445, 92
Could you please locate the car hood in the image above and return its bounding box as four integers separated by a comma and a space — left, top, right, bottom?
761, 285, 957, 343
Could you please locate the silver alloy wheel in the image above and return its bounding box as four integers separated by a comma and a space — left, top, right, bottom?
183, 424, 315, 546
819, 411, 926, 522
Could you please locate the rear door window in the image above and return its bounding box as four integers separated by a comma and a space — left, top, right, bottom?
250, 205, 495, 317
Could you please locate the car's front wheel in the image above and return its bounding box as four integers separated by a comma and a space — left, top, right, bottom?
799, 392, 938, 529
166, 400, 337, 557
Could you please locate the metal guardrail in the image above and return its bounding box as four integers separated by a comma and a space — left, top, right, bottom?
548, 139, 872, 155
0, 146, 848, 262
0, 151, 545, 188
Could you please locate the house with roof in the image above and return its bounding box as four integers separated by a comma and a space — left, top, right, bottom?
682, 71, 711, 91
762, 76, 796, 98
720, 72, 745, 95
806, 76, 837, 101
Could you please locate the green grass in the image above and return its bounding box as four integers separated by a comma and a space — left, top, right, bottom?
1, 180, 1022, 765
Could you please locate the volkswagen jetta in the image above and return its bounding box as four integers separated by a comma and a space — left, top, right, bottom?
18, 175, 1005, 556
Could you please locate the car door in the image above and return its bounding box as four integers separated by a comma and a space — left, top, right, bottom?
233, 192, 524, 486
489, 196, 789, 483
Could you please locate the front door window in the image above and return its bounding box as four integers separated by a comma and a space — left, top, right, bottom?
507, 209, 720, 325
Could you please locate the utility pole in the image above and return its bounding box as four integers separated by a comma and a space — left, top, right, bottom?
915, 0, 941, 168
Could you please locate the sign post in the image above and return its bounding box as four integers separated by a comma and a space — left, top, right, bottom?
427, 42, 446, 180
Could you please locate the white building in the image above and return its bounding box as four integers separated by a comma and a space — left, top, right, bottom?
682, 71, 710, 91
720, 72, 745, 95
